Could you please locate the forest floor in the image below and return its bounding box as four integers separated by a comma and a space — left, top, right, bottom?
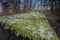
43, 10, 60, 38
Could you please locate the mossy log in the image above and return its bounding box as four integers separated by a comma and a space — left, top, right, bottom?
0, 12, 59, 40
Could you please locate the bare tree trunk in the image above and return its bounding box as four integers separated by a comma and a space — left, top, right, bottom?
3, 1, 9, 14
15, 0, 20, 13
24, 0, 27, 12
29, 0, 32, 11
50, 0, 54, 13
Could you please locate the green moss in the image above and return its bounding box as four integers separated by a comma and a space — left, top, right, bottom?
0, 12, 59, 40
